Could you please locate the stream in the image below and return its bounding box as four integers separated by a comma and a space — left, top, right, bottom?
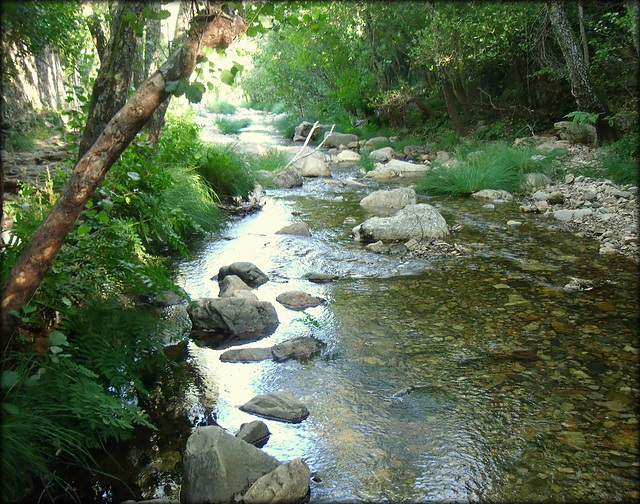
109, 109, 639, 503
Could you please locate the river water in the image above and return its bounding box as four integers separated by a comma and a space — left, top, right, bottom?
128, 110, 639, 503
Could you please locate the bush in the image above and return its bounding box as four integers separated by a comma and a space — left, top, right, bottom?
595, 134, 639, 185
206, 100, 237, 115
196, 144, 256, 200
216, 117, 251, 134
417, 141, 558, 195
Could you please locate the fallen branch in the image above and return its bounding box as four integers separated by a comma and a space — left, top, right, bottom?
283, 123, 335, 170
477, 87, 506, 111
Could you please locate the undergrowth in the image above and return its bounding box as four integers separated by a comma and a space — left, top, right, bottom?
216, 117, 251, 134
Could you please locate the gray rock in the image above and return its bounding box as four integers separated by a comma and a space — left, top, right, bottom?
532, 191, 549, 201
218, 262, 269, 288
292, 121, 326, 142
554, 209, 575, 222
471, 189, 515, 201
187, 298, 279, 341
240, 390, 310, 423
220, 337, 323, 363
243, 458, 311, 504
535, 141, 569, 155
304, 272, 339, 283
276, 291, 324, 311
181, 425, 280, 504
548, 191, 565, 204
554, 120, 596, 145
353, 204, 449, 242
264, 167, 303, 189
365, 240, 388, 253
359, 187, 417, 209
363, 136, 391, 151
276, 222, 311, 237
368, 146, 395, 162
301, 157, 331, 177
219, 275, 252, 298
369, 158, 430, 175
336, 150, 361, 162
323, 131, 359, 148
235, 420, 271, 448
523, 172, 552, 189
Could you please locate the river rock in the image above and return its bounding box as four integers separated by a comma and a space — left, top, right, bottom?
301, 157, 331, 177
259, 167, 303, 189
243, 458, 311, 504
181, 425, 281, 504
366, 159, 430, 178
535, 141, 569, 155
304, 272, 339, 283
236, 420, 271, 448
471, 189, 515, 201
275, 291, 325, 310
359, 187, 417, 209
218, 275, 253, 298
323, 131, 359, 148
240, 390, 310, 423
336, 150, 361, 162
292, 121, 326, 142
523, 172, 552, 189
220, 336, 324, 363
352, 203, 449, 242
276, 222, 312, 236
554, 120, 597, 145
187, 298, 279, 342
368, 146, 395, 162
363, 136, 391, 151
218, 262, 269, 288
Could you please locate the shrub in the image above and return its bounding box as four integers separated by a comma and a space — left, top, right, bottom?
594, 134, 639, 185
206, 100, 237, 115
216, 117, 251, 134
196, 144, 256, 200
417, 141, 558, 195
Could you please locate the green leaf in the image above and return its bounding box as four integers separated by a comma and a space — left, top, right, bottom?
258, 14, 273, 29
98, 210, 109, 224
164, 80, 180, 92
77, 224, 91, 236
220, 69, 235, 86
49, 331, 68, 346
246, 26, 258, 37
2, 403, 19, 415
1, 370, 20, 389
50, 346, 63, 355
61, 297, 73, 307
101, 199, 113, 212
127, 171, 141, 181
185, 83, 204, 103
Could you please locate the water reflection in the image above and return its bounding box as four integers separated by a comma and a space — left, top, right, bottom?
174, 128, 638, 502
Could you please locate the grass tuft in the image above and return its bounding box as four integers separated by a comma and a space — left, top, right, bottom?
216, 117, 251, 135
206, 100, 237, 115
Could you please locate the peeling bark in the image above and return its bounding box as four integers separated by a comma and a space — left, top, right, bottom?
0, 13, 246, 352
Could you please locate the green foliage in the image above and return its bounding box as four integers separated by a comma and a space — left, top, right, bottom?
252, 148, 289, 172
216, 117, 252, 134
273, 114, 300, 139
593, 134, 640, 185
359, 151, 376, 172
207, 100, 237, 115
417, 141, 558, 195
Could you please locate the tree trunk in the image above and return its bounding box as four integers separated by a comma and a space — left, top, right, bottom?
440, 66, 468, 136
577, 0, 589, 66
452, 69, 473, 124
626, 0, 640, 58
77, 1, 143, 161
0, 12, 246, 352
547, 0, 618, 144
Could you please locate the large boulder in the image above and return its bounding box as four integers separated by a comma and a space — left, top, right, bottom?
368, 146, 395, 162
218, 262, 268, 288
187, 298, 279, 343
471, 189, 515, 201
365, 159, 430, 179
363, 136, 391, 151
220, 336, 324, 363
243, 458, 311, 504
181, 425, 281, 504
240, 390, 310, 423
257, 167, 303, 189
301, 157, 331, 177
352, 203, 449, 242
554, 120, 596, 145
359, 187, 417, 209
336, 150, 361, 162
323, 131, 359, 148
275, 291, 325, 311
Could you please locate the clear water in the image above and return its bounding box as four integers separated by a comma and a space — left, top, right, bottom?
170, 138, 639, 503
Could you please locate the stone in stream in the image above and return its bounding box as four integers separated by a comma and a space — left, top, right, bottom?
256, 167, 303, 188
218, 274, 253, 298
181, 425, 281, 504
275, 290, 325, 311
235, 420, 271, 448
187, 298, 279, 347
301, 157, 331, 177
240, 390, 310, 423
217, 261, 269, 288
276, 222, 312, 237
323, 131, 359, 148
368, 146, 395, 162
352, 203, 449, 242
304, 272, 339, 283
243, 458, 311, 504
359, 187, 417, 209
220, 336, 324, 363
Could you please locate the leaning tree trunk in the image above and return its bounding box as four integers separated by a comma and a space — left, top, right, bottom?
0, 12, 246, 353
77, 1, 144, 161
547, 0, 618, 144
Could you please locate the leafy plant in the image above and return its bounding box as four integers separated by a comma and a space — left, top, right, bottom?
216, 117, 252, 134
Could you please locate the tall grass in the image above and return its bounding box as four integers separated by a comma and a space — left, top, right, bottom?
417, 141, 560, 195
252, 148, 289, 172
206, 100, 237, 115
216, 117, 251, 134
196, 144, 255, 200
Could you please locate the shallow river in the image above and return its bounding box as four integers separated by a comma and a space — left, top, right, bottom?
99, 110, 639, 503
